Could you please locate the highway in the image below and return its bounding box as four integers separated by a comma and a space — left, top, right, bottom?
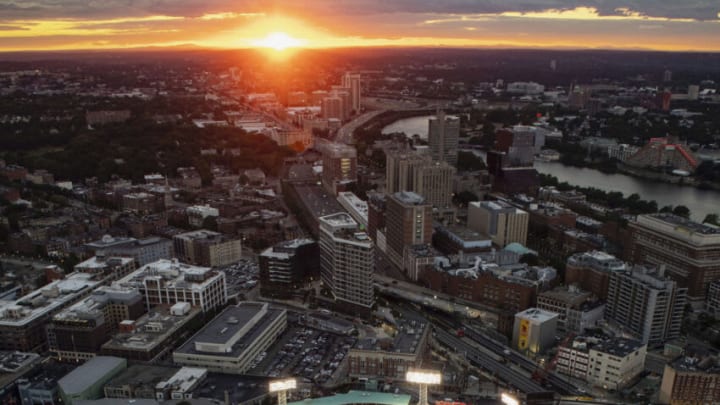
434, 316, 581, 396
377, 278, 581, 396
433, 327, 549, 396
334, 109, 386, 144
466, 325, 580, 395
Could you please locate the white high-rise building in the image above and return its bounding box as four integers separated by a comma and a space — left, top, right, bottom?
605, 266, 687, 345
319, 213, 374, 315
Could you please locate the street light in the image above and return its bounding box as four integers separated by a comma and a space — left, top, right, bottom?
269, 378, 296, 405
406, 369, 441, 405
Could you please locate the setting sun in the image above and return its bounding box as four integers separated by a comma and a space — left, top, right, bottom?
251, 32, 304, 51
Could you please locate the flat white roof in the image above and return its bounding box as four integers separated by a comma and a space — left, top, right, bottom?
0, 272, 102, 326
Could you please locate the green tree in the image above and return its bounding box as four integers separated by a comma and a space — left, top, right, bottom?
703, 213, 719, 226
672, 205, 691, 218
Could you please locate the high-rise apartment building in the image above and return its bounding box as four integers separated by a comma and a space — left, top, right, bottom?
605, 266, 687, 345
412, 160, 455, 209
385, 192, 433, 269
428, 111, 460, 166
319, 213, 374, 316
322, 96, 343, 121
385, 151, 455, 208
626, 213, 720, 307
320, 142, 357, 195
467, 200, 528, 247
342, 73, 362, 114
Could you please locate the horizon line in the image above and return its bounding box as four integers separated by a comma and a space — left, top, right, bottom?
1, 43, 720, 56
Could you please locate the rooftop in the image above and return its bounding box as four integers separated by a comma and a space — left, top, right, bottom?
175, 302, 285, 358
354, 309, 428, 355
392, 191, 426, 206
260, 238, 315, 260
294, 184, 345, 220
192, 373, 270, 404
647, 213, 720, 235
116, 259, 219, 292
670, 346, 720, 374
86, 235, 136, 249
0, 271, 103, 326
174, 229, 222, 240
58, 356, 126, 395
567, 251, 627, 272
53, 285, 141, 322
0, 351, 40, 373
539, 285, 592, 305
102, 304, 201, 352
515, 308, 559, 323
567, 335, 645, 358
288, 391, 411, 405
104, 365, 178, 391
75, 255, 135, 270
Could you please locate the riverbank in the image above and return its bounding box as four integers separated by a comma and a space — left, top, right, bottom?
534, 161, 720, 220
617, 163, 720, 191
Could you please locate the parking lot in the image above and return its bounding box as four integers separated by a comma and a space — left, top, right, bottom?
247, 318, 356, 385
221, 258, 259, 297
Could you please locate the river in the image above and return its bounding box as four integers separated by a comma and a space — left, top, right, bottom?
382, 115, 720, 220
381, 115, 434, 139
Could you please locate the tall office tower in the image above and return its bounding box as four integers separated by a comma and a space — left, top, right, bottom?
605, 266, 687, 345
320, 143, 357, 195
385, 151, 455, 208
319, 213, 374, 316
322, 96, 343, 120
385, 192, 433, 269
331, 86, 352, 119
428, 110, 460, 166
412, 160, 455, 209
342, 73, 362, 114
467, 200, 529, 248
385, 151, 426, 194
626, 213, 720, 308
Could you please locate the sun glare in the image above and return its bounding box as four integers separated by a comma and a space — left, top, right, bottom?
252, 32, 304, 51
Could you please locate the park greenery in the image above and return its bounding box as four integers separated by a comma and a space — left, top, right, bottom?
2, 119, 295, 183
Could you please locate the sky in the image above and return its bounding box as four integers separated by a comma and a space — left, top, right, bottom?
1, 1, 720, 52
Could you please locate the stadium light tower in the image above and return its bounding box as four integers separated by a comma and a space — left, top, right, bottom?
269, 378, 296, 405
406, 369, 441, 405
501, 392, 519, 405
